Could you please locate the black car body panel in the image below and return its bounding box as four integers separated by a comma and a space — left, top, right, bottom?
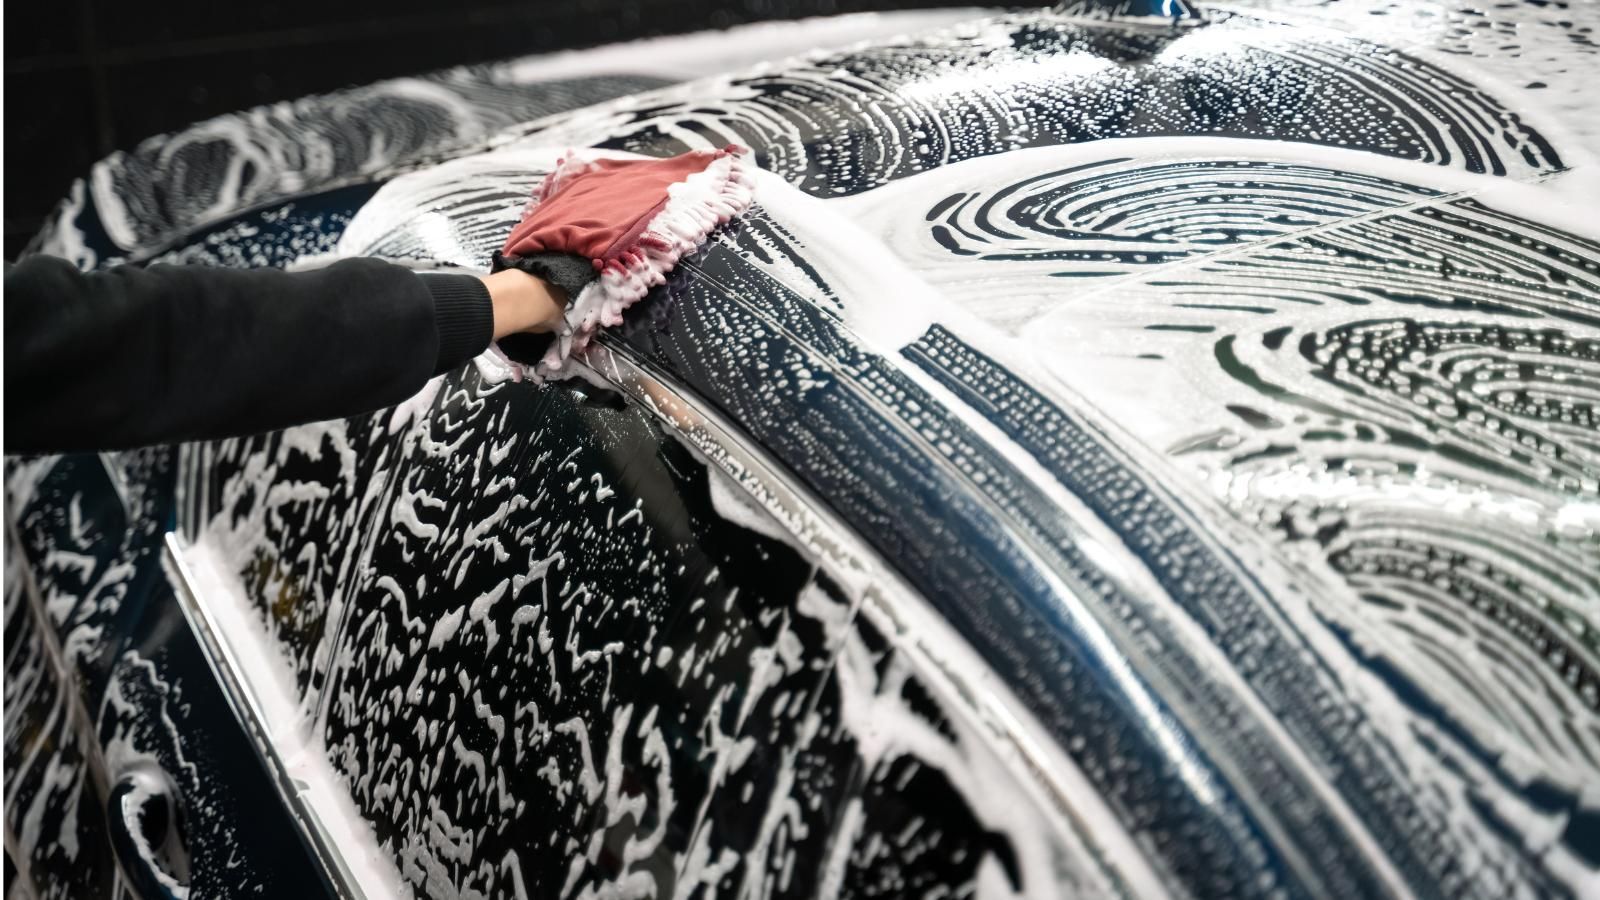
8, 3, 1599, 898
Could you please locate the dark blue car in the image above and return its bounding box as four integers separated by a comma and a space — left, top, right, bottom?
7, 2, 1598, 897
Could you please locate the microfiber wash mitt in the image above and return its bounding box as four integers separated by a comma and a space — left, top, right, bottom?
493, 145, 755, 377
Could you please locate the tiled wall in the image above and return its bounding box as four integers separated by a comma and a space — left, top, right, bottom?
3, 0, 968, 258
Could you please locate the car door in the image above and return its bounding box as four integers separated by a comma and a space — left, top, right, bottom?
170, 311, 1123, 897
6, 451, 339, 898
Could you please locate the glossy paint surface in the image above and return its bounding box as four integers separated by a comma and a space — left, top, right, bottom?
175, 359, 1122, 897
29, 10, 984, 269
320, 5, 1594, 892
5, 451, 345, 897
10, 3, 1600, 898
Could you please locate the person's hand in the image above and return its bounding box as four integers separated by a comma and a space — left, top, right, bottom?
481, 269, 568, 339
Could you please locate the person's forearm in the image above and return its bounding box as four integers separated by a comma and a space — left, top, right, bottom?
3, 256, 495, 453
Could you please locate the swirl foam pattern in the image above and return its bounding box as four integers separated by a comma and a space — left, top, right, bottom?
29, 10, 986, 266
1226, 0, 1600, 146
879, 152, 1600, 891
297, 7, 1594, 892
14, 2, 1600, 898
924, 157, 1444, 275
512, 8, 1563, 201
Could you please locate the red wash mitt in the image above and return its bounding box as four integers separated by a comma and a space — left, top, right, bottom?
495, 145, 755, 378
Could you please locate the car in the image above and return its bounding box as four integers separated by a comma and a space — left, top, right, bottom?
7, 1, 1598, 897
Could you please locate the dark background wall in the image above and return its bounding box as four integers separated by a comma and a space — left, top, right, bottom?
4, 0, 970, 258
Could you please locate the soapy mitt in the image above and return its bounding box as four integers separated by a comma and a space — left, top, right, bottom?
493, 145, 755, 377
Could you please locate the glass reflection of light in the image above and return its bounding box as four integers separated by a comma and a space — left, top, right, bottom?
1153, 21, 1273, 64
412, 211, 462, 259
1553, 500, 1600, 538
1209, 465, 1586, 535
1044, 559, 1226, 809
894, 50, 1117, 104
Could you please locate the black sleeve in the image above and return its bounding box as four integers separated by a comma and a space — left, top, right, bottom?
4, 255, 493, 454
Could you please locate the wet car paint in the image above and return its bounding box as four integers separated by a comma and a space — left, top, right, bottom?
29, 10, 986, 269
5, 451, 339, 897
8, 2, 1600, 898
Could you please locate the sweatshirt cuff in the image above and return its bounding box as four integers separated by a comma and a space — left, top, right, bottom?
423, 273, 494, 375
